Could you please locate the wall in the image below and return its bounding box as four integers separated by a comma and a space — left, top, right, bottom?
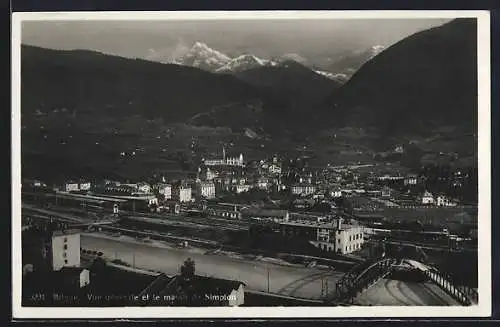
65, 183, 79, 192
337, 227, 364, 254
80, 269, 91, 288
51, 233, 80, 271
163, 186, 172, 200
315, 226, 364, 254
228, 284, 245, 306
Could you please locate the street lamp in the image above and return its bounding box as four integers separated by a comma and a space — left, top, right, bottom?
267, 265, 270, 293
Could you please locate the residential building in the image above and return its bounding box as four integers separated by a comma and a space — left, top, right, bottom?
46, 229, 81, 271
154, 183, 172, 200
381, 186, 392, 198
375, 175, 404, 182
234, 184, 251, 194
421, 191, 435, 205
315, 218, 365, 254
280, 218, 364, 255
206, 203, 243, 219
404, 174, 418, 186
196, 181, 216, 199
173, 184, 192, 203
436, 194, 457, 207
205, 167, 217, 181
202, 147, 245, 167
394, 145, 404, 154
64, 182, 79, 192
291, 184, 316, 196
138, 273, 246, 307
99, 193, 158, 210
256, 177, 270, 190
79, 181, 91, 191
137, 182, 152, 194
24, 179, 47, 188
242, 209, 289, 222
163, 200, 181, 214
330, 188, 342, 198
103, 184, 137, 195
121, 183, 138, 190
268, 163, 282, 175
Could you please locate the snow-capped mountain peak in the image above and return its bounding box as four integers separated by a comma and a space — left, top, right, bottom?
216, 53, 277, 73
314, 70, 349, 83
173, 41, 231, 71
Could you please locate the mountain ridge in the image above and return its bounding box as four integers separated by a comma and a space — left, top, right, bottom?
324, 18, 477, 137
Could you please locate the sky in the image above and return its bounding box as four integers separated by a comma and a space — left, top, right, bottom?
22, 18, 452, 63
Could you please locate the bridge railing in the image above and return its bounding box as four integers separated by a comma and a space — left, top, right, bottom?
424, 268, 478, 306
328, 257, 396, 304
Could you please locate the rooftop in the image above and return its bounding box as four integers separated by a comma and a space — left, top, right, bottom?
242, 209, 289, 217
55, 191, 129, 203
52, 229, 81, 237
280, 220, 361, 230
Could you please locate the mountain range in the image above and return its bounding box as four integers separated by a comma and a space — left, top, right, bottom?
327, 18, 477, 137
20, 18, 478, 180
164, 41, 385, 83
315, 45, 386, 81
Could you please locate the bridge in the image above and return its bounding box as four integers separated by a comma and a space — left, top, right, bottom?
325, 256, 478, 306
326, 257, 396, 304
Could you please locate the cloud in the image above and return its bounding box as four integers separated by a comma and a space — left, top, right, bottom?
282, 52, 307, 63
145, 37, 190, 63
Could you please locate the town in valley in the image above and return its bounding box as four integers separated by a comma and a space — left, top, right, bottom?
19, 16, 479, 308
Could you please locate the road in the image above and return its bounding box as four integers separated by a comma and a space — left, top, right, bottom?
353, 278, 461, 306
81, 233, 343, 300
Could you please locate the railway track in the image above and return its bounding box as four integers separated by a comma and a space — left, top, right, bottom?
22, 204, 248, 232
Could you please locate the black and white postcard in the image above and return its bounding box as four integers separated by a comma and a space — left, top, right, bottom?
11, 10, 491, 319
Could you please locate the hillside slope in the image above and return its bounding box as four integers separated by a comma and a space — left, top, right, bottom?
21, 45, 268, 122
328, 18, 477, 137
235, 60, 342, 131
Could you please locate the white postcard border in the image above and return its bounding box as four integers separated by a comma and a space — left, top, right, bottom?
11, 10, 491, 319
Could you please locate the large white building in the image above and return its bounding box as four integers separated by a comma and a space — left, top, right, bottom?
330, 187, 342, 198
234, 184, 251, 194
154, 183, 172, 200
79, 181, 91, 191
280, 218, 364, 255
64, 182, 80, 192
196, 181, 216, 199
203, 147, 245, 167
205, 167, 218, 181
436, 194, 457, 207
173, 184, 192, 203
404, 174, 418, 186
45, 229, 81, 271
137, 182, 152, 194
421, 190, 435, 205
291, 184, 316, 196
315, 218, 365, 254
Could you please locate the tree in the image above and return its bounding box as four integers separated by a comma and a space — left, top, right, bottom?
179, 258, 196, 305
334, 197, 354, 215
90, 256, 107, 274
180, 258, 195, 281
312, 201, 333, 214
